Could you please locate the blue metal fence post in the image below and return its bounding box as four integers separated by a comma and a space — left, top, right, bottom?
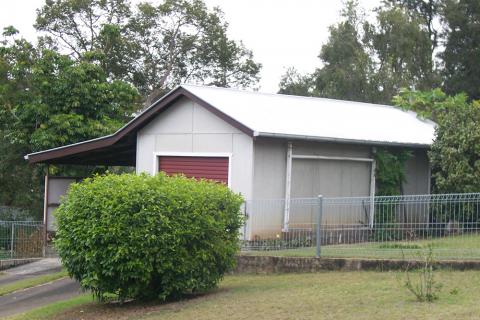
316, 195, 323, 258
10, 222, 14, 258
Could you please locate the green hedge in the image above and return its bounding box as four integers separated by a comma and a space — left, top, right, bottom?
54, 173, 244, 301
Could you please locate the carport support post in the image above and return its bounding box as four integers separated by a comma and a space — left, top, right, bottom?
283, 142, 293, 232
316, 195, 323, 258
43, 165, 50, 257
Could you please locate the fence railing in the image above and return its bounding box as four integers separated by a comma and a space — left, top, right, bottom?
0, 221, 45, 259
241, 193, 480, 260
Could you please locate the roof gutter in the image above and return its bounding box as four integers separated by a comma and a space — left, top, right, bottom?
255, 131, 432, 148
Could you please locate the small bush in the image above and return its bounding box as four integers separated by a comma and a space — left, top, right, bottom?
55, 173, 244, 302
402, 245, 442, 302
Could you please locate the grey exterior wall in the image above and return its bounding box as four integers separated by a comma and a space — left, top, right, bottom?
252, 139, 373, 200
46, 177, 77, 231
401, 148, 431, 223
136, 97, 254, 200
251, 140, 430, 200
249, 139, 375, 238
403, 148, 430, 195
290, 141, 372, 199
248, 138, 431, 239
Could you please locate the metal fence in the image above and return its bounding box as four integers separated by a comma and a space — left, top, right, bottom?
241, 193, 480, 260
0, 221, 45, 259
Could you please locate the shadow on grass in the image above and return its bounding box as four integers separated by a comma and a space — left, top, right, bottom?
49, 288, 230, 320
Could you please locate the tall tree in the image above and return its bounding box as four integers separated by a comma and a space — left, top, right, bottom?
35, 0, 261, 104
386, 0, 441, 50
364, 4, 438, 103
2, 49, 140, 151
0, 28, 140, 215
278, 1, 438, 104
0, 27, 41, 212
312, 0, 374, 102
394, 88, 480, 193
278, 67, 313, 96
35, 0, 132, 56
441, 0, 480, 100
128, 0, 260, 104
35, 0, 134, 80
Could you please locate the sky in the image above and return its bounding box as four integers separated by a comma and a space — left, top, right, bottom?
0, 0, 381, 93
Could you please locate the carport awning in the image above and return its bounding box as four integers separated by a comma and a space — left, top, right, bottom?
24, 133, 137, 166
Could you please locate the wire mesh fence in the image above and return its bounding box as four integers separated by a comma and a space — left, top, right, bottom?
241, 193, 480, 260
0, 221, 45, 259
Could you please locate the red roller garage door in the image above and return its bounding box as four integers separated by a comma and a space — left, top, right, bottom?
158, 156, 229, 184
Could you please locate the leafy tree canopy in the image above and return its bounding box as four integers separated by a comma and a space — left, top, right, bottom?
278, 67, 313, 96
441, 0, 480, 100
430, 98, 480, 193
35, 0, 261, 104
278, 0, 437, 104
393, 87, 453, 121
0, 28, 140, 215
313, 0, 374, 102
364, 3, 438, 102
393, 88, 480, 193
386, 0, 440, 49
1, 34, 140, 151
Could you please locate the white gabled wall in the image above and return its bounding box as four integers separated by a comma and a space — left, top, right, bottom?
136, 97, 254, 200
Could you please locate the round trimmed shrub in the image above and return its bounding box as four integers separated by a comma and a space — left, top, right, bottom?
54, 173, 244, 301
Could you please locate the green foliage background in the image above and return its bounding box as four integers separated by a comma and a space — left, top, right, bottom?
372, 148, 412, 241
394, 88, 480, 194
279, 0, 480, 106
374, 148, 412, 196
0, 29, 140, 217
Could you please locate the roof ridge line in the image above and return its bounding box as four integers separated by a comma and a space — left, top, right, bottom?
180, 83, 399, 110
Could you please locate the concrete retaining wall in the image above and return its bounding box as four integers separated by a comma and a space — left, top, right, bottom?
235, 255, 480, 273
0, 258, 42, 271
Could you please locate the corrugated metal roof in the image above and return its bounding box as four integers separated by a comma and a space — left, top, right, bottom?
182, 84, 436, 147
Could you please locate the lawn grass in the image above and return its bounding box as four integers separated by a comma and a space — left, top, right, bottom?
8, 271, 480, 320
6, 294, 94, 320
243, 233, 480, 260
0, 270, 69, 297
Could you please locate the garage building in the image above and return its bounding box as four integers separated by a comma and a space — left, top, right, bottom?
25, 85, 436, 239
